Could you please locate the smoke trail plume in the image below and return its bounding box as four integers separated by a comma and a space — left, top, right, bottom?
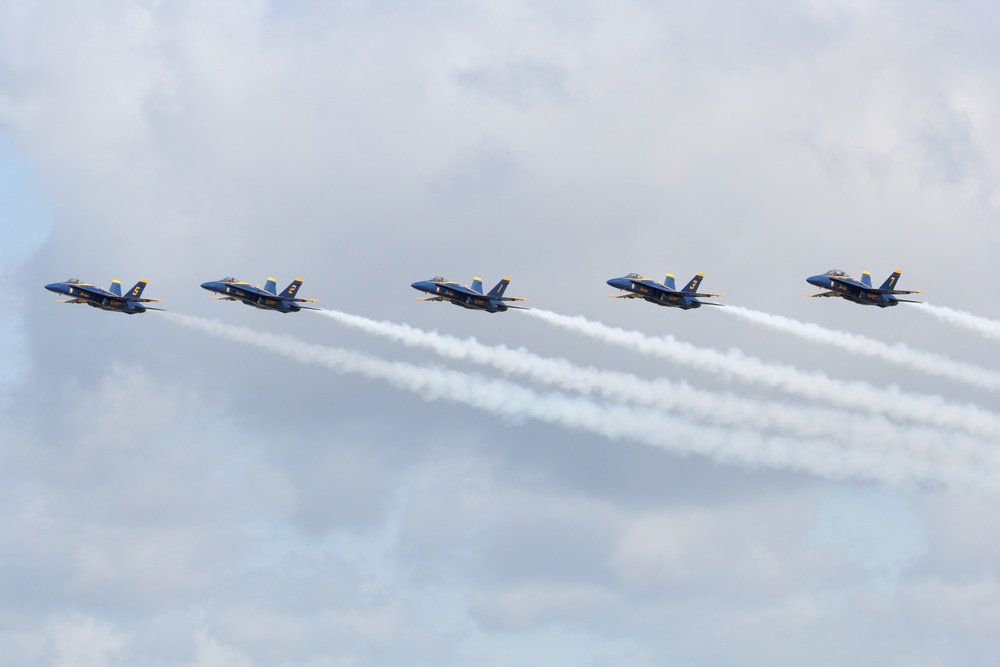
523, 309, 1000, 440
315, 309, 999, 466
913, 303, 1000, 342
161, 313, 989, 487
718, 305, 1000, 390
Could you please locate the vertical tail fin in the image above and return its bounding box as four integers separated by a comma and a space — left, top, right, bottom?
126, 280, 147, 299
487, 277, 510, 298
109, 280, 123, 297
280, 278, 303, 298
880, 270, 902, 291
471, 277, 484, 294
663, 274, 677, 290
682, 274, 704, 293
860, 271, 873, 287
264, 277, 277, 294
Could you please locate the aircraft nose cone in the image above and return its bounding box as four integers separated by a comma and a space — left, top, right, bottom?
411, 280, 433, 292
806, 275, 825, 288
44, 283, 62, 293
607, 277, 629, 290
201, 281, 220, 291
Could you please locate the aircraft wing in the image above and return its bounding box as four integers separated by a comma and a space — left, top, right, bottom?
56, 299, 86, 304
806, 291, 841, 298
871, 289, 924, 295
417, 297, 446, 301
609, 293, 643, 299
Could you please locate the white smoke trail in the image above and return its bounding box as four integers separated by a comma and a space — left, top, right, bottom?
523, 308, 1000, 440
315, 309, 999, 468
718, 305, 1000, 390
912, 303, 1000, 342
162, 313, 990, 488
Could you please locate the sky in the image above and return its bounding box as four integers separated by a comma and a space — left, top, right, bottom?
1, 1, 999, 665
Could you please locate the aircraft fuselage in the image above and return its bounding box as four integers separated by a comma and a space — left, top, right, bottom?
805, 275, 898, 307
606, 277, 703, 310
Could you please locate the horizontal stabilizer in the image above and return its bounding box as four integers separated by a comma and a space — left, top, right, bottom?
143, 307, 167, 312
497, 296, 527, 302
505, 305, 531, 310
894, 298, 924, 304
686, 292, 724, 298
135, 297, 163, 303
698, 302, 725, 307
288, 297, 320, 303
874, 289, 924, 295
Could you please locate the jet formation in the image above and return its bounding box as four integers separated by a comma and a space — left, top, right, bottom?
43, 269, 925, 314
44, 278, 164, 314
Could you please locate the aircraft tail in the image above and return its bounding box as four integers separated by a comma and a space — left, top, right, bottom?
109, 280, 123, 297
860, 271, 873, 288
126, 280, 148, 299
487, 277, 511, 298
682, 273, 705, 293
264, 277, 277, 294
879, 270, 902, 291
279, 278, 303, 298
471, 277, 484, 294
663, 274, 676, 290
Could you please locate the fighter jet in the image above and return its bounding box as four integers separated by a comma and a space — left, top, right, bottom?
411, 276, 528, 313
43, 278, 164, 314
806, 269, 923, 307
606, 272, 723, 309
200, 277, 319, 313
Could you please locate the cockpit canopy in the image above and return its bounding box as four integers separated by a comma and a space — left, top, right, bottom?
221, 277, 238, 283
824, 269, 849, 277
64, 278, 82, 284
626, 273, 640, 279
431, 276, 447, 282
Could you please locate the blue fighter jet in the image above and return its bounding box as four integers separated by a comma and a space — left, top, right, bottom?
806, 269, 923, 307
606, 272, 723, 309
44, 278, 164, 314
200, 277, 319, 313
411, 276, 528, 313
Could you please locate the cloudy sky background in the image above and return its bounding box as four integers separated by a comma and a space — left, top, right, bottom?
2, 1, 1000, 665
